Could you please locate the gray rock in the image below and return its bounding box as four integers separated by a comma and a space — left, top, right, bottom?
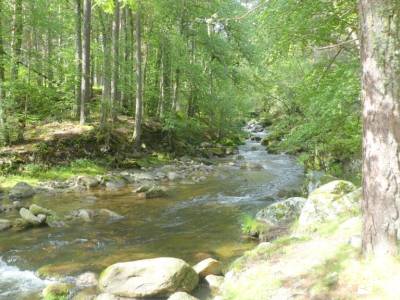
298, 181, 358, 229
167, 172, 181, 181
105, 177, 126, 191
139, 187, 167, 199
0, 219, 12, 231
76, 272, 99, 288
9, 182, 35, 200
69, 209, 97, 222
98, 257, 199, 298
256, 197, 307, 226
205, 275, 224, 293
193, 258, 222, 278
76, 176, 100, 189
19, 208, 46, 226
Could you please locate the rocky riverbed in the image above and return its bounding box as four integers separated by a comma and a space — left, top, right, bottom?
0, 121, 305, 299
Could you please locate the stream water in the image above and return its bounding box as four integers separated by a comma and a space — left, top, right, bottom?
0, 129, 304, 299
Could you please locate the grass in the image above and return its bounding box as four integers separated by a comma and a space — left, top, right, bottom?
0, 159, 106, 189
240, 214, 269, 237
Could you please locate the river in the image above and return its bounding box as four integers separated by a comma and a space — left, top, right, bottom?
0, 128, 304, 299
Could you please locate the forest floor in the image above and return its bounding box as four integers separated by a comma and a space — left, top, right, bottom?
0, 117, 240, 189
219, 213, 400, 300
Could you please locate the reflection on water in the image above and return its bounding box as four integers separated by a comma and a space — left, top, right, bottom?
0, 130, 304, 298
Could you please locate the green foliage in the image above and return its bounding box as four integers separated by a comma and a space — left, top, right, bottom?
255, 0, 361, 177
241, 214, 269, 237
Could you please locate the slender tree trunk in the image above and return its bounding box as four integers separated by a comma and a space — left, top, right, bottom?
133, 4, 143, 149
172, 68, 180, 112
80, 0, 91, 125
0, 0, 8, 144
99, 11, 111, 126
46, 28, 53, 86
11, 0, 22, 81
157, 43, 165, 119
121, 6, 130, 110
111, 0, 120, 120
360, 0, 400, 257
141, 41, 149, 118
75, 0, 82, 119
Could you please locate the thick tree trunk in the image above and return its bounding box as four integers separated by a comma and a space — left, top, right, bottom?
133, 5, 143, 149
111, 0, 120, 119
360, 0, 400, 256
11, 0, 22, 81
75, 0, 82, 119
80, 0, 91, 125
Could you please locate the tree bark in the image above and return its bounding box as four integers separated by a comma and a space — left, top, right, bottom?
99, 11, 111, 126
133, 4, 143, 149
11, 0, 23, 81
360, 0, 400, 256
75, 0, 82, 119
80, 0, 91, 125
0, 0, 8, 144
157, 42, 165, 119
111, 0, 120, 120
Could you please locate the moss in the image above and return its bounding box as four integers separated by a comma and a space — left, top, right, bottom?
42, 283, 72, 300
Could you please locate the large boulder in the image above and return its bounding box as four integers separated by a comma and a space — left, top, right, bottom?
298, 180, 359, 229
256, 197, 307, 226
98, 257, 199, 298
193, 258, 222, 278
9, 182, 35, 200
19, 208, 46, 226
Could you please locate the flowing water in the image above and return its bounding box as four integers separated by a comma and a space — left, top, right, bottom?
0, 130, 304, 299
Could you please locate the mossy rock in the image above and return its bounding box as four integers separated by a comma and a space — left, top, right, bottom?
42, 283, 73, 300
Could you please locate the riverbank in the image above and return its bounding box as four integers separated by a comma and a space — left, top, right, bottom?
0, 117, 244, 189
216, 180, 400, 300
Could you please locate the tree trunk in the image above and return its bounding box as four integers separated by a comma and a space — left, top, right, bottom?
172, 68, 180, 112
99, 11, 111, 126
111, 0, 120, 120
133, 4, 143, 149
360, 0, 400, 257
157, 42, 165, 119
0, 0, 8, 144
80, 0, 91, 125
11, 0, 23, 81
75, 0, 82, 119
